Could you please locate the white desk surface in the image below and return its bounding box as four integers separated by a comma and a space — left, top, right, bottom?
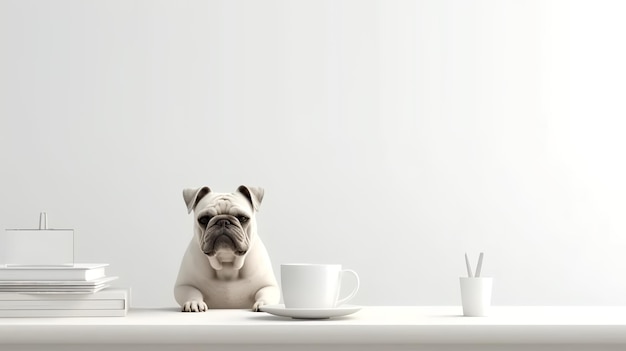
1, 306, 626, 345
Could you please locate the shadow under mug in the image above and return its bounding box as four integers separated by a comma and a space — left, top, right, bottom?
281, 263, 360, 309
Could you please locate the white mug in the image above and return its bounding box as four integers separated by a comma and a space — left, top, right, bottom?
281, 263, 360, 309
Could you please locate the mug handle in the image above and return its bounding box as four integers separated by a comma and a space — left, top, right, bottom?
335, 269, 360, 307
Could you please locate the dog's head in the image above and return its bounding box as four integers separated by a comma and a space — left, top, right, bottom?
183, 185, 264, 271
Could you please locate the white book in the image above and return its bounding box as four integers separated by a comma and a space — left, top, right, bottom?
0, 308, 127, 317
0, 277, 117, 294
0, 284, 111, 293
0, 288, 127, 301
0, 289, 129, 317
0, 299, 125, 310
0, 264, 108, 281
0, 276, 118, 287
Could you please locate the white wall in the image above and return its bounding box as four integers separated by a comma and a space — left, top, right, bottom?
1, 0, 625, 307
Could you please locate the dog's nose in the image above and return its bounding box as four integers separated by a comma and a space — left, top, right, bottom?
217, 219, 230, 227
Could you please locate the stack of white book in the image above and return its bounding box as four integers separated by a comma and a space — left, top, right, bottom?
0, 264, 128, 317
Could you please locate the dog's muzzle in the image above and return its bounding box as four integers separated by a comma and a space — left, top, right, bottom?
202, 217, 249, 257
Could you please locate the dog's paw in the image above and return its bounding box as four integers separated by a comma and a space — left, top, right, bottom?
182, 300, 208, 312
252, 300, 266, 312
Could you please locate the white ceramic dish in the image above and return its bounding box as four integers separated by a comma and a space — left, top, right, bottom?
260, 304, 361, 319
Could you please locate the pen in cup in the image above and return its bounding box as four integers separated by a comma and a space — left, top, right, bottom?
464, 253, 473, 278
475, 252, 484, 278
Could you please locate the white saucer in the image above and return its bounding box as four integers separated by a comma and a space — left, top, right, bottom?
260, 304, 361, 319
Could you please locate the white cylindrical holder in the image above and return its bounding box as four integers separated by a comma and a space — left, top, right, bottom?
460, 277, 493, 317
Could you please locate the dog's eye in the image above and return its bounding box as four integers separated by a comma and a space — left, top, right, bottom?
198, 216, 212, 226
237, 216, 249, 224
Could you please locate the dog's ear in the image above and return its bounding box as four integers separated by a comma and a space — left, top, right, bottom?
183, 187, 211, 214
237, 185, 264, 212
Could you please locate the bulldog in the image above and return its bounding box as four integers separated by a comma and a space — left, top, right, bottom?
174, 185, 280, 312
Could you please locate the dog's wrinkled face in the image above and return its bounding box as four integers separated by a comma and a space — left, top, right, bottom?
183, 186, 264, 271
195, 194, 253, 257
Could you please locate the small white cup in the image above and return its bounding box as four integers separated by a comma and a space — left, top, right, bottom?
460, 277, 493, 317
281, 263, 360, 309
